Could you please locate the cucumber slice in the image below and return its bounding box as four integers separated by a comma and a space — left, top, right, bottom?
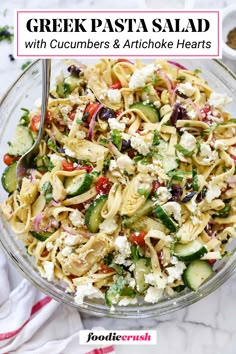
8, 125, 34, 156
122, 199, 154, 228
56, 83, 65, 98
85, 195, 108, 233
174, 240, 207, 261
134, 258, 151, 293
131, 102, 160, 123
31, 231, 52, 242
183, 260, 213, 291
64, 75, 80, 93
162, 155, 178, 173
1, 162, 17, 193
154, 205, 177, 233
65, 174, 93, 197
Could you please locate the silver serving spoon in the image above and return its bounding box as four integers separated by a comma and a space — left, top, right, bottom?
17, 59, 51, 188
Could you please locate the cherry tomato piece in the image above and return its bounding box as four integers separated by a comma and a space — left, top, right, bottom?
109, 81, 122, 90
76, 165, 93, 173
3, 153, 19, 165
62, 161, 75, 171
129, 231, 147, 248
117, 58, 132, 64
100, 263, 114, 273
69, 111, 76, 121
84, 102, 100, 123
46, 110, 53, 124
30, 114, 41, 132
96, 176, 112, 194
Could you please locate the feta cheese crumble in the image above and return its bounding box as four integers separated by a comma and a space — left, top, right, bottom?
107, 89, 122, 104
75, 284, 104, 305
99, 218, 118, 234
129, 64, 156, 90
179, 131, 197, 151
205, 182, 221, 203
43, 261, 54, 281
178, 82, 196, 97
108, 118, 126, 132
155, 187, 171, 204
118, 297, 138, 306
114, 236, 131, 265
69, 209, 84, 227
130, 136, 150, 156
166, 262, 186, 284
144, 287, 163, 303
208, 92, 232, 109
163, 202, 182, 223
200, 143, 218, 165
116, 155, 134, 174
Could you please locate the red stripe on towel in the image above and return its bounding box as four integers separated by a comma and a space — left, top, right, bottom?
0, 296, 51, 340
85, 345, 115, 354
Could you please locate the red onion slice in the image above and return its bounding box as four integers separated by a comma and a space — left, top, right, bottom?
187, 99, 203, 120
168, 61, 188, 70
88, 103, 103, 141
33, 213, 43, 232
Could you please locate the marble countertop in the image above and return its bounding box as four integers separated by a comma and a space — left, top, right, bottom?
0, 1, 236, 354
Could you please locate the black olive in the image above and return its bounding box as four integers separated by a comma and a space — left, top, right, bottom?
99, 107, 116, 121
67, 65, 81, 77
9, 54, 15, 61
170, 184, 183, 201
176, 90, 188, 99
170, 103, 188, 126
196, 186, 207, 202
121, 139, 131, 152
182, 191, 196, 203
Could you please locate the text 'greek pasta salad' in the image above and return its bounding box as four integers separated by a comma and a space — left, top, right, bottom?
1, 59, 236, 307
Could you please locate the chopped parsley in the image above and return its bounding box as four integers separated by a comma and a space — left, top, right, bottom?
175, 144, 194, 157
152, 129, 160, 146
111, 129, 122, 151
137, 188, 150, 198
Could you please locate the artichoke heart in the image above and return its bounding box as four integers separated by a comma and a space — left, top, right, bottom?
84, 65, 122, 110
58, 234, 112, 277
176, 213, 210, 244
120, 173, 153, 217
20, 177, 39, 205
65, 138, 109, 163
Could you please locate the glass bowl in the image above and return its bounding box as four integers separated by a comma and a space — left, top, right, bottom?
0, 59, 236, 318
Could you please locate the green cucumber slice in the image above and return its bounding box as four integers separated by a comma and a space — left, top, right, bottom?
131, 102, 160, 123
154, 204, 177, 233
65, 173, 93, 197
8, 125, 34, 156
1, 162, 17, 193
183, 260, 213, 291
122, 199, 154, 228
85, 194, 108, 233
134, 258, 151, 293
31, 231, 52, 242
162, 155, 178, 173
174, 240, 207, 261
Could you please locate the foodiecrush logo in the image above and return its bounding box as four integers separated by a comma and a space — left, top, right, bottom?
79, 330, 157, 345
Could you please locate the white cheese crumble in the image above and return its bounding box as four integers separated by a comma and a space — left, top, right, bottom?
50, 154, 63, 165
99, 218, 118, 235
69, 210, 84, 227
61, 246, 72, 257
64, 234, 81, 246
205, 182, 221, 203
107, 89, 122, 104
130, 136, 150, 156
178, 82, 196, 97
163, 202, 181, 223
59, 104, 72, 115
75, 284, 104, 305
108, 118, 126, 132
144, 273, 167, 289
144, 287, 163, 303
156, 187, 171, 204
129, 64, 156, 90
118, 297, 138, 306
114, 236, 131, 265
187, 109, 197, 119
153, 100, 161, 109
166, 262, 186, 284
116, 155, 134, 174
179, 131, 197, 151
64, 148, 76, 157
43, 261, 54, 281
200, 143, 218, 165
208, 92, 232, 109
46, 242, 53, 251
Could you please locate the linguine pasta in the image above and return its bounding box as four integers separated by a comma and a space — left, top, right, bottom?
1, 59, 236, 306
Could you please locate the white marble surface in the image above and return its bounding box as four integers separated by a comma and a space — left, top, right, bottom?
0, 1, 236, 354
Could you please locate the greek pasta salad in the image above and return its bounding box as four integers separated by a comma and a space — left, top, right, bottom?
1, 59, 236, 307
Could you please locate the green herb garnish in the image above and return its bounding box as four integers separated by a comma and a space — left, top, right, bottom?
111, 129, 122, 151
192, 168, 198, 191
175, 144, 194, 157
21, 61, 32, 70
152, 129, 160, 146
137, 188, 149, 198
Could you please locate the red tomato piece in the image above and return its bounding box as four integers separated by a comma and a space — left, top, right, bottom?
84, 102, 100, 123
129, 231, 147, 248
76, 165, 93, 173
62, 161, 75, 171
96, 176, 112, 194
151, 180, 164, 194
3, 153, 19, 165
46, 110, 53, 124
69, 111, 76, 121
109, 81, 122, 90
117, 58, 132, 64
100, 263, 114, 273
30, 114, 41, 132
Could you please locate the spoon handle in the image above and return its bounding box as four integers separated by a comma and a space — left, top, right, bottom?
37, 59, 51, 143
